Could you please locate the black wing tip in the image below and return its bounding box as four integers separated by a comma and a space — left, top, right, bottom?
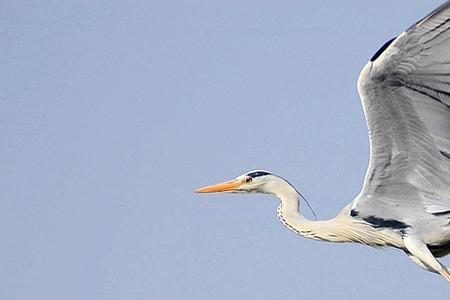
370, 37, 397, 62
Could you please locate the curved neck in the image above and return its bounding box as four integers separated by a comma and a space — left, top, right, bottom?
270, 179, 357, 243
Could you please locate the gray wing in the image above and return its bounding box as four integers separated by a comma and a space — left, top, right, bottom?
352, 1, 450, 227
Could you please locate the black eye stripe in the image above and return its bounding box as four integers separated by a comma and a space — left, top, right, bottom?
247, 171, 271, 178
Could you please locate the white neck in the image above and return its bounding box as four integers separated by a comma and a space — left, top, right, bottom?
268, 178, 373, 244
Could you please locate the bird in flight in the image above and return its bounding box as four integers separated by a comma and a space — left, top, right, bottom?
196, 1, 450, 282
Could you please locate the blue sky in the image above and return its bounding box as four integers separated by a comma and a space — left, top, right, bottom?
2, 1, 449, 299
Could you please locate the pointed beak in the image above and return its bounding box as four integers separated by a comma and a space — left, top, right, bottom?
194, 179, 242, 193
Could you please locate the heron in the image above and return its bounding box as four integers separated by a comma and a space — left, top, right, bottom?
195, 1, 450, 282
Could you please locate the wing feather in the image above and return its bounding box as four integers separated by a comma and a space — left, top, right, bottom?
353, 2, 450, 226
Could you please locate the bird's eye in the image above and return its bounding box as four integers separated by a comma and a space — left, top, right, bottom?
245, 177, 253, 183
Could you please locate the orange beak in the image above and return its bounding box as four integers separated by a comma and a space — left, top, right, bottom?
194, 179, 242, 193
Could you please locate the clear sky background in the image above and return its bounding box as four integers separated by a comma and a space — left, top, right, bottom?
2, 1, 449, 299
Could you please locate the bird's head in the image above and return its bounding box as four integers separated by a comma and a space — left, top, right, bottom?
195, 170, 283, 194
195, 170, 317, 219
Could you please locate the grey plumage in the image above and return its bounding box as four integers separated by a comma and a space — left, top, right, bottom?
353, 1, 450, 249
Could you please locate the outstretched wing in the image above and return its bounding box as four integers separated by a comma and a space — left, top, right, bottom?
352, 1, 450, 225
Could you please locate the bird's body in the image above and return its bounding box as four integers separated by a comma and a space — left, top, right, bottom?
196, 1, 450, 282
